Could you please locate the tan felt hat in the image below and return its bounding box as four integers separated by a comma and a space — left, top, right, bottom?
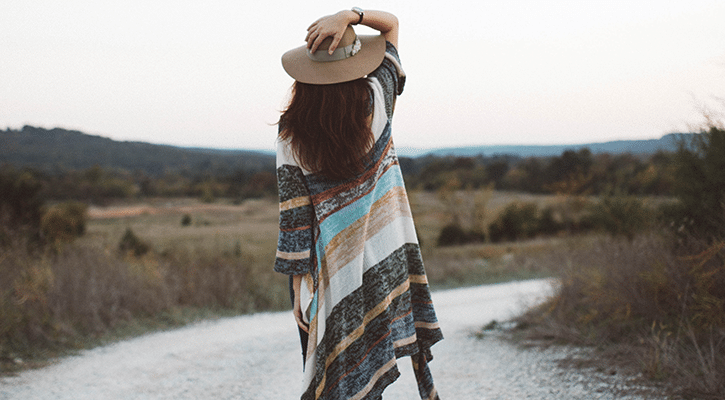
282, 25, 386, 85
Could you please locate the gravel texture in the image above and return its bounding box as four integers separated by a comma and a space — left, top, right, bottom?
0, 279, 667, 399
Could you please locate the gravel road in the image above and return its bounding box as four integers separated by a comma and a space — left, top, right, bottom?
0, 279, 667, 399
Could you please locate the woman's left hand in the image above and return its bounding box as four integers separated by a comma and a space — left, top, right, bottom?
305, 11, 355, 55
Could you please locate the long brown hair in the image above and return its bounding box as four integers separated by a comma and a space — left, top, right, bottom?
279, 78, 374, 181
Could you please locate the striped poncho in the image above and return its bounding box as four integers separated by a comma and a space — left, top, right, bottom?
275, 43, 443, 400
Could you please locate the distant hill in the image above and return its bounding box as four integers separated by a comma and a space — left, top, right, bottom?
1, 126, 688, 177
396, 133, 684, 158
0, 126, 275, 176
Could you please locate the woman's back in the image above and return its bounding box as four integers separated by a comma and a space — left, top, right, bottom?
275, 10, 442, 400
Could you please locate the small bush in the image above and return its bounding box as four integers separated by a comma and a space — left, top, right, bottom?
181, 214, 192, 227
41, 201, 88, 243
437, 223, 468, 246
118, 228, 150, 257
200, 187, 215, 204
0, 167, 44, 246
437, 223, 484, 247
489, 202, 539, 242
584, 196, 654, 240
537, 206, 562, 236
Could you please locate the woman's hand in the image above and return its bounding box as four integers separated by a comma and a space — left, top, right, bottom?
306, 10, 399, 53
292, 274, 309, 333
305, 11, 356, 55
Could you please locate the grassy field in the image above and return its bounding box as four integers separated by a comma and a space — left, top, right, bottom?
85, 198, 280, 260
83, 197, 291, 311
82, 191, 568, 291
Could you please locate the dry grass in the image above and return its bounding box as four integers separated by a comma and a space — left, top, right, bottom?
422, 237, 568, 289
1, 197, 289, 374
0, 190, 622, 375
513, 234, 725, 398
82, 197, 288, 314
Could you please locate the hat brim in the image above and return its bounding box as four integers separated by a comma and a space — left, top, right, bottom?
282, 34, 386, 85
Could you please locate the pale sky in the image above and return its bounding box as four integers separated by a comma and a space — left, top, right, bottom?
2, 1, 725, 151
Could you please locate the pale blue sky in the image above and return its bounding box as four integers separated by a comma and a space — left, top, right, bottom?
2, 1, 724, 151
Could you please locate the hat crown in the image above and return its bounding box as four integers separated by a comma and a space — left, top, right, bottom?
281, 26, 386, 85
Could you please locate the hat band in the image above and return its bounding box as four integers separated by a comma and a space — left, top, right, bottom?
306, 37, 362, 63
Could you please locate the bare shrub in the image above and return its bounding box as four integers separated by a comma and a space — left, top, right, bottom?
517, 234, 725, 397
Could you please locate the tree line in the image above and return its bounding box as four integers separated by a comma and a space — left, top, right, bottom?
1, 144, 680, 208
0, 163, 277, 206
401, 147, 674, 196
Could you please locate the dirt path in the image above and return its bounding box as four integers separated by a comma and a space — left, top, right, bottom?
0, 279, 665, 399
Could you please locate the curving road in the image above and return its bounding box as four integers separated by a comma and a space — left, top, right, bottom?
0, 279, 665, 399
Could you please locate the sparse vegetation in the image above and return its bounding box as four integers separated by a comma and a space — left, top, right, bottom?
510, 126, 725, 399
512, 234, 725, 398
3, 124, 723, 397
436, 195, 658, 246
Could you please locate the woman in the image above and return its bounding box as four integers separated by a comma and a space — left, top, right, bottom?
275, 9, 443, 400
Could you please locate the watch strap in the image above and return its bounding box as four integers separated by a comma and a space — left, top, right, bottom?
351, 7, 364, 25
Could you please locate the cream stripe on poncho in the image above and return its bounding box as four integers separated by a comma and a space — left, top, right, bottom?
275, 42, 443, 400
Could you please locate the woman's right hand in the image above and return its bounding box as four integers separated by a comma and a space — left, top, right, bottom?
292, 274, 309, 333
305, 11, 357, 55
306, 10, 399, 53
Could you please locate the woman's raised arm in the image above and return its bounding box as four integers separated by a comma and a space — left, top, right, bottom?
306, 9, 398, 55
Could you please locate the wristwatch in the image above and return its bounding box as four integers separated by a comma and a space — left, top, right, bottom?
351, 7, 364, 25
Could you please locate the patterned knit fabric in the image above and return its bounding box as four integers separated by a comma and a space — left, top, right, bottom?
275, 43, 443, 400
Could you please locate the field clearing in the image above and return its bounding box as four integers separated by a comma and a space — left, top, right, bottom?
80, 191, 581, 291
84, 198, 279, 260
